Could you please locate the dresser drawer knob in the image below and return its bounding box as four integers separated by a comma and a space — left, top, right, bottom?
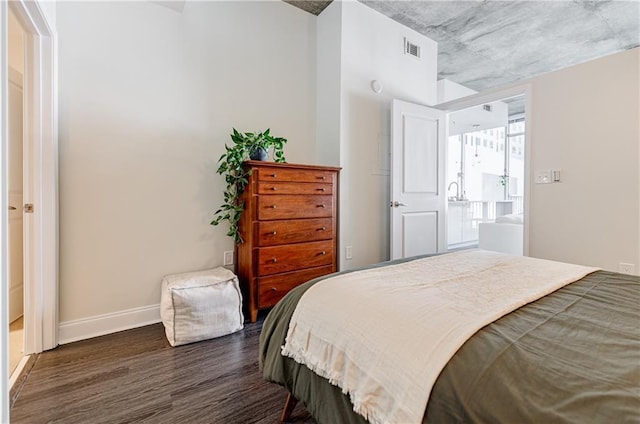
270, 187, 277, 191
269, 173, 277, 178
316, 187, 326, 191
270, 205, 277, 209
320, 251, 326, 255
271, 258, 277, 263
321, 226, 326, 231
271, 231, 277, 235
318, 204, 326, 208
318, 176, 326, 180
271, 287, 277, 292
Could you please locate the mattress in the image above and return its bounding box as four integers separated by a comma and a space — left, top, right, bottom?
259, 255, 640, 423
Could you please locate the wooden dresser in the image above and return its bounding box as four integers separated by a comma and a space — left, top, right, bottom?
237, 161, 340, 322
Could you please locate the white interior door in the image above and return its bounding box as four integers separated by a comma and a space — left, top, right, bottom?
390, 99, 446, 260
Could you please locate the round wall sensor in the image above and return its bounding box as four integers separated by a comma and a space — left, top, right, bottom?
371, 80, 383, 94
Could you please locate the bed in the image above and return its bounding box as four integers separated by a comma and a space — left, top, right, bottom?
259, 250, 639, 423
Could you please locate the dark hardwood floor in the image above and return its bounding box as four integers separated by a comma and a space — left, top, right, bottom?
10, 317, 315, 424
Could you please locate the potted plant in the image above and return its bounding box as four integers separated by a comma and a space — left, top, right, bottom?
210, 128, 287, 243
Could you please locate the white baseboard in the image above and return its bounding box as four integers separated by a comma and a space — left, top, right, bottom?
58, 304, 161, 345
9, 355, 30, 390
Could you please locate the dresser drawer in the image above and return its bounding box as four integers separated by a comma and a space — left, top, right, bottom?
257, 195, 333, 220
257, 265, 334, 308
257, 218, 333, 246
257, 182, 333, 195
258, 167, 334, 183
257, 240, 334, 276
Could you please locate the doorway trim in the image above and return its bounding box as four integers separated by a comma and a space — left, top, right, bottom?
436, 83, 532, 256
6, 0, 58, 358
2, 2, 10, 421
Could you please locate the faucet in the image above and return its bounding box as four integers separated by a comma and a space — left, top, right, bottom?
447, 181, 460, 201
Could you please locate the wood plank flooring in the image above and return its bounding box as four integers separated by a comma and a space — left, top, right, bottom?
10, 318, 315, 424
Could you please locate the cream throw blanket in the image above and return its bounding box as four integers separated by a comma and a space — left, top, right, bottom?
281, 250, 598, 424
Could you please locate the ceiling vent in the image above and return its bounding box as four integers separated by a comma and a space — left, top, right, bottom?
404, 38, 421, 59
483, 104, 492, 112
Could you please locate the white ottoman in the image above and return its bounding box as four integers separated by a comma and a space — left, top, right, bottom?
160, 267, 244, 347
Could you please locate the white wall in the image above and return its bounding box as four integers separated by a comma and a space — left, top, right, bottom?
318, 0, 438, 269
56, 1, 317, 328
437, 79, 476, 104
39, 0, 56, 31
528, 48, 639, 273
315, 1, 342, 167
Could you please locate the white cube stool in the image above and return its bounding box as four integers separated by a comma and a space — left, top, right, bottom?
160, 267, 244, 347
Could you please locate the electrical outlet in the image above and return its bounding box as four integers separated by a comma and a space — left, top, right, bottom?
345, 246, 353, 260
223, 251, 234, 266
618, 263, 635, 275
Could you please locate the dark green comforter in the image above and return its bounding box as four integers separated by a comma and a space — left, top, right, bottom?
259, 257, 640, 423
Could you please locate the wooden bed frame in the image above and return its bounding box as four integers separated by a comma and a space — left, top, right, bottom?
280, 393, 297, 422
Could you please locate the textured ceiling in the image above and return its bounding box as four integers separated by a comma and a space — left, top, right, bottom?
283, 0, 333, 15
288, 0, 640, 92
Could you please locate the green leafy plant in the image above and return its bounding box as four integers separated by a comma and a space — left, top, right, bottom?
211, 128, 287, 244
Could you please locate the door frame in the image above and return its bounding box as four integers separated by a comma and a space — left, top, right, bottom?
436, 84, 532, 256
2, 0, 57, 366
1, 2, 10, 420
2, 0, 58, 411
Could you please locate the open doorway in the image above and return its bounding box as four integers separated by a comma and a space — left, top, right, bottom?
2, 3, 58, 404
7, 5, 25, 379
446, 95, 526, 255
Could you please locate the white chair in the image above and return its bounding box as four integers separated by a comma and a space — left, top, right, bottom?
478, 214, 524, 255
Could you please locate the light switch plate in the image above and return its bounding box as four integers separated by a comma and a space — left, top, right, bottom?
535, 170, 552, 184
